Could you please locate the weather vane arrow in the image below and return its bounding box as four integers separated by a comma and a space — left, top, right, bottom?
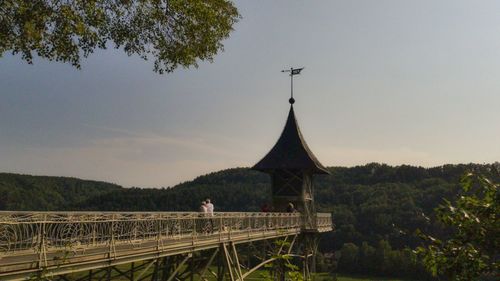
281, 67, 304, 104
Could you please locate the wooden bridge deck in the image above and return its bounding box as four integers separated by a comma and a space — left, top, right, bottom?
0, 211, 332, 281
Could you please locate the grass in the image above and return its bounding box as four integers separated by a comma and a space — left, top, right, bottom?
314, 273, 420, 281
63, 262, 420, 281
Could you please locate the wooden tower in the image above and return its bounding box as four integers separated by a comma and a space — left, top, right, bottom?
252, 98, 329, 231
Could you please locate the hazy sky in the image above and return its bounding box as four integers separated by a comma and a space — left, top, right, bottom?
1, 0, 499, 187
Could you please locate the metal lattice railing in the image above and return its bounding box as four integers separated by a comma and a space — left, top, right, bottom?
0, 211, 332, 277
0, 212, 334, 255
315, 213, 334, 230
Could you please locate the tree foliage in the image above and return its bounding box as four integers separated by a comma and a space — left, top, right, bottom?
416, 173, 499, 281
0, 0, 240, 73
261, 239, 303, 281
1, 163, 499, 280
0, 172, 121, 210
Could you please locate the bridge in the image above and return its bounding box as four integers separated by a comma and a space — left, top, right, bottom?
0, 73, 335, 280
0, 211, 333, 280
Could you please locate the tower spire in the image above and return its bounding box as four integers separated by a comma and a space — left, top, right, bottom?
281, 67, 304, 105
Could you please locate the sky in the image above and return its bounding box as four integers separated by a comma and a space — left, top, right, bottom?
1, 0, 499, 188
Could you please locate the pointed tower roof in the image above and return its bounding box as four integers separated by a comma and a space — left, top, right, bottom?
253, 105, 329, 174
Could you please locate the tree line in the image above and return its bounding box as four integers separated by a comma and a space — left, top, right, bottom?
1, 163, 498, 280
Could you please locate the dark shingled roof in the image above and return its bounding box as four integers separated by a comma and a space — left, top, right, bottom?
252, 105, 329, 174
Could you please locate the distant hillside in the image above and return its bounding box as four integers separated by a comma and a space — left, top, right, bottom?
1, 163, 498, 279
2, 163, 499, 213
74, 168, 272, 212
0, 173, 122, 210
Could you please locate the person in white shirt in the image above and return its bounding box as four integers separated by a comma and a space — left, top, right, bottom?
205, 198, 214, 215
205, 198, 214, 232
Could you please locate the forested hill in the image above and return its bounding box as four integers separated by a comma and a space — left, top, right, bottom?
1, 163, 499, 213
82, 163, 499, 214
1, 163, 498, 278
0, 173, 121, 210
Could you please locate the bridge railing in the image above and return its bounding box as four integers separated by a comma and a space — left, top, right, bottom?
315, 213, 333, 231
0, 212, 317, 255
0, 211, 332, 262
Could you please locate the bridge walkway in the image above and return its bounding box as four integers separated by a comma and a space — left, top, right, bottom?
0, 211, 332, 280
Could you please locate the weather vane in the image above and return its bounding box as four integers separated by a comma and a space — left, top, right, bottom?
281, 67, 304, 104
